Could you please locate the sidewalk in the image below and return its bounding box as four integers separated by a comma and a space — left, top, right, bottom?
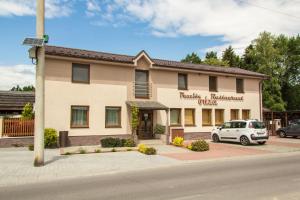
1, 136, 299, 187
0, 148, 180, 187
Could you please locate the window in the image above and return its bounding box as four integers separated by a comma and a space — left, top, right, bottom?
231, 121, 247, 128
242, 109, 250, 120
215, 109, 224, 126
105, 107, 121, 128
184, 108, 195, 126
230, 109, 239, 120
202, 109, 212, 126
236, 78, 244, 93
135, 70, 149, 98
71, 106, 89, 128
170, 108, 181, 126
249, 121, 265, 129
72, 63, 90, 83
209, 76, 217, 92
222, 122, 231, 129
178, 73, 188, 90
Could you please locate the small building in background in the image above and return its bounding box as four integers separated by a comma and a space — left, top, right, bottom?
0, 91, 35, 117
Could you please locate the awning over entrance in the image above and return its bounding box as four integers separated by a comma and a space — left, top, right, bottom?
126, 101, 168, 110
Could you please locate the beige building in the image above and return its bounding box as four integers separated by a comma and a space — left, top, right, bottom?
44, 46, 267, 145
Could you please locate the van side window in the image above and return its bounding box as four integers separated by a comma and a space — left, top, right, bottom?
231, 122, 247, 128
222, 122, 231, 129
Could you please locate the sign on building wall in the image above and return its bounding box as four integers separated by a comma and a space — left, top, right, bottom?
179, 92, 243, 106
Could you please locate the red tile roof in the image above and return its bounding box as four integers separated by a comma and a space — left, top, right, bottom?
45, 45, 268, 79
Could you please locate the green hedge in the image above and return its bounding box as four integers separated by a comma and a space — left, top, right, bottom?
188, 140, 209, 152
100, 137, 136, 148
44, 128, 58, 148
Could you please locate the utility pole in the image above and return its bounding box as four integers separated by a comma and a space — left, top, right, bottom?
34, 0, 45, 167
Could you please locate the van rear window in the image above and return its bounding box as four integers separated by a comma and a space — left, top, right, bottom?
249, 122, 265, 129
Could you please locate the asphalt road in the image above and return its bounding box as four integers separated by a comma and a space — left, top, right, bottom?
1, 153, 300, 200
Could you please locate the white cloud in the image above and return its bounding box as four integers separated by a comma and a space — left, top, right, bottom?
0, 65, 35, 90
93, 0, 300, 55
0, 0, 73, 18
86, 0, 101, 17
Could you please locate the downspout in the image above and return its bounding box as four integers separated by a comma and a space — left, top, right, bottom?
259, 80, 263, 121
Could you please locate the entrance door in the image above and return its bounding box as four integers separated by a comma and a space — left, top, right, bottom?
137, 110, 153, 139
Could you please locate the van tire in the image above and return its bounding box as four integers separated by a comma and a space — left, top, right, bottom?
212, 134, 220, 143
279, 131, 286, 138
240, 136, 250, 146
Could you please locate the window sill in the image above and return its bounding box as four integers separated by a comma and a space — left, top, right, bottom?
72, 80, 90, 84
71, 126, 89, 129
185, 124, 196, 127
105, 126, 122, 128
170, 124, 182, 127
202, 124, 213, 127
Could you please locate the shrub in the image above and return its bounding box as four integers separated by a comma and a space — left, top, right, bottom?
100, 137, 122, 148
44, 128, 58, 148
111, 148, 116, 152
126, 148, 132, 151
189, 140, 209, 152
79, 148, 86, 154
138, 144, 147, 154
172, 137, 184, 147
138, 144, 157, 155
28, 144, 34, 151
21, 103, 34, 119
154, 124, 165, 135
64, 152, 71, 155
123, 139, 136, 147
94, 149, 101, 153
144, 147, 157, 155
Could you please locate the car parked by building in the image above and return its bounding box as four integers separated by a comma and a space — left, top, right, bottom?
211, 120, 269, 146
276, 123, 300, 138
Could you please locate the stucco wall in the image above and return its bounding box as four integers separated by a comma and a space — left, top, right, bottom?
45, 58, 130, 136
153, 70, 261, 133
44, 56, 262, 136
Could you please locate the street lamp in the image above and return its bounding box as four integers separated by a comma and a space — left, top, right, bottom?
22, 0, 46, 167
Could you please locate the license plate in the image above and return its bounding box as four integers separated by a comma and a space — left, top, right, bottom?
257, 132, 264, 135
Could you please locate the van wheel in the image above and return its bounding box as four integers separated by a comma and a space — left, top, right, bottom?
240, 136, 250, 146
258, 141, 266, 145
279, 131, 286, 138
212, 134, 220, 143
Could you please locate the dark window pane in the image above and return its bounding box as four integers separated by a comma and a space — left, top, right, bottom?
178, 74, 187, 90
105, 107, 121, 127
135, 70, 149, 98
72, 64, 90, 83
71, 106, 89, 127
236, 78, 244, 93
170, 109, 181, 125
209, 76, 217, 92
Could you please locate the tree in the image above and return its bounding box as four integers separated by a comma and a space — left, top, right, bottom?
203, 51, 229, 67
243, 32, 285, 111
181, 52, 202, 64
10, 85, 35, 91
21, 103, 34, 119
222, 46, 241, 67
203, 58, 229, 67
205, 51, 218, 59
275, 35, 300, 110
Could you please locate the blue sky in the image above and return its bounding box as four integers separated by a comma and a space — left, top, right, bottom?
0, 0, 299, 89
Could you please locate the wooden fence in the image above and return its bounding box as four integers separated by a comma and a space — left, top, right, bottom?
2, 118, 34, 137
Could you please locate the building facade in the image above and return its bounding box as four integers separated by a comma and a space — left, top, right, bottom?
44, 46, 267, 145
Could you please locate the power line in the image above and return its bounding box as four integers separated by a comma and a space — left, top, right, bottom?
236, 0, 300, 21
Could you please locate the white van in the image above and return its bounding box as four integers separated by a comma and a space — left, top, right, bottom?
211, 120, 268, 146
